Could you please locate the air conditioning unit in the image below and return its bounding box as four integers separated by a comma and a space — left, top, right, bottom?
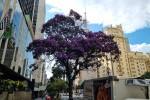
125, 79, 150, 86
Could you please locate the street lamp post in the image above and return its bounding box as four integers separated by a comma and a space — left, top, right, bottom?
110, 53, 114, 76
106, 67, 110, 76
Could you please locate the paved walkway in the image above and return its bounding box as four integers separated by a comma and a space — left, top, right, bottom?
34, 98, 44, 100
34, 95, 83, 100
61, 94, 83, 100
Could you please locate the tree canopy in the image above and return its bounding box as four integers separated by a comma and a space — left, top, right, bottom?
27, 10, 120, 100
49, 66, 65, 82
141, 72, 150, 79
47, 78, 67, 98
52, 66, 64, 79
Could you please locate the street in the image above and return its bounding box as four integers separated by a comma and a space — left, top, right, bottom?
61, 94, 83, 100
34, 94, 83, 100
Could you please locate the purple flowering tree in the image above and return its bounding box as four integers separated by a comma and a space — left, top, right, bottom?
27, 10, 120, 100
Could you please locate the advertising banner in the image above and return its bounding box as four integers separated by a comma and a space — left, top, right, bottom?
93, 79, 111, 100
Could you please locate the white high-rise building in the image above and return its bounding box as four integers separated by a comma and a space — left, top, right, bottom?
31, 0, 46, 84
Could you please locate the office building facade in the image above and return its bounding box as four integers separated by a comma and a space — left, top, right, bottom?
31, 0, 46, 84
77, 25, 150, 85
0, 0, 34, 80
101, 25, 150, 78
0, 1, 47, 92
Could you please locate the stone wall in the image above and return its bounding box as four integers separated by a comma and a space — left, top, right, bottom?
0, 91, 32, 100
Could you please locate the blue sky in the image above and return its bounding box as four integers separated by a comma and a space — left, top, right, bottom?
45, 1, 150, 53
45, 0, 150, 78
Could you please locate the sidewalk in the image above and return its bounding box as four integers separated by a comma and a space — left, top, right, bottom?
34, 97, 44, 100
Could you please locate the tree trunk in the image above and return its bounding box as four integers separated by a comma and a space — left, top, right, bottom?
68, 80, 73, 100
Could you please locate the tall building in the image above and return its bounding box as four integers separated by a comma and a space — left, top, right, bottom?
33, 0, 45, 39
100, 25, 150, 78
31, 0, 46, 85
77, 25, 150, 85
18, 0, 35, 21
128, 52, 147, 77
0, 0, 34, 79
18, 0, 46, 84
18, 0, 45, 35
101, 25, 131, 77
0, 2, 47, 94
145, 54, 150, 72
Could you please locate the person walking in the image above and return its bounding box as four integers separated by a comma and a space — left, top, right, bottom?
46, 95, 51, 100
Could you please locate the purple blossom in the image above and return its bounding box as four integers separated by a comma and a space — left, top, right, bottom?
27, 10, 120, 99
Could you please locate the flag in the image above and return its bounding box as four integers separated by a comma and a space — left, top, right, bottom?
3, 22, 13, 38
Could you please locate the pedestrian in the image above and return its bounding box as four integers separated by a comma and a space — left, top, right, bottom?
46, 95, 51, 100
42, 94, 46, 100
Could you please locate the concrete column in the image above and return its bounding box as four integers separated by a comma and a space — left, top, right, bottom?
15, 19, 25, 73
0, 0, 10, 47
10, 22, 16, 69
1, 38, 8, 64
10, 46, 16, 69
0, 31, 4, 48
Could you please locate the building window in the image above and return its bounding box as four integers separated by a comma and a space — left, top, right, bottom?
133, 75, 136, 77
132, 67, 135, 69
18, 66, 21, 74
13, 66, 15, 70
130, 60, 134, 62
0, 0, 5, 19
139, 73, 141, 75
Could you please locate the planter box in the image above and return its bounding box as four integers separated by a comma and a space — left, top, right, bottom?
0, 91, 32, 100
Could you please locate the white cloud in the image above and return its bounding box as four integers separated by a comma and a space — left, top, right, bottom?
46, 0, 150, 33
130, 43, 150, 53
46, 71, 52, 79
48, 8, 63, 13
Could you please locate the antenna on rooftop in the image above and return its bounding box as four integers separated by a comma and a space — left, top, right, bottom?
83, 2, 88, 31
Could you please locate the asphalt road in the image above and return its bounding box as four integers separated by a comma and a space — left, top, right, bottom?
34, 94, 83, 100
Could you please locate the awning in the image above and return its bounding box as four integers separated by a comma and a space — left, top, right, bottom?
0, 63, 30, 82
0, 64, 35, 91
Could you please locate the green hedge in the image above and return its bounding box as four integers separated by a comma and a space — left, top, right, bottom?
0, 79, 28, 92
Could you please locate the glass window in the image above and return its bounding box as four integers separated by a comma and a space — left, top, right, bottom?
0, 0, 5, 19
21, 24, 28, 56
26, 31, 34, 66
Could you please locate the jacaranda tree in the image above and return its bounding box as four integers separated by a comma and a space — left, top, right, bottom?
27, 10, 120, 100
